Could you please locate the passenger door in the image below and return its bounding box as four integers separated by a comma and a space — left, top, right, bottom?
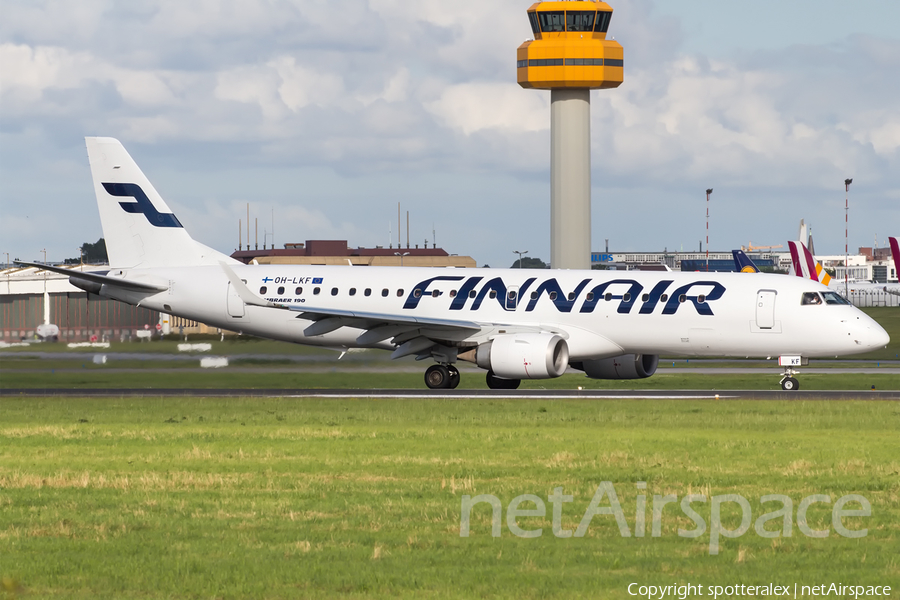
755, 289, 776, 329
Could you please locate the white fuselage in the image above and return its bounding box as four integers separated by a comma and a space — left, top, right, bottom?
104, 265, 889, 360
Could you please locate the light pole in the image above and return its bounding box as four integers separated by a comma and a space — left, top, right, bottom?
394, 251, 409, 267
513, 250, 528, 269
844, 178, 852, 298
705, 188, 713, 272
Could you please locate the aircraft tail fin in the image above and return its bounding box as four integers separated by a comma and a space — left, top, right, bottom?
890, 237, 899, 271
86, 137, 237, 269
732, 250, 760, 273
787, 240, 831, 285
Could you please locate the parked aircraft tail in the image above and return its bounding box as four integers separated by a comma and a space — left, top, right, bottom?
86, 137, 237, 269
732, 250, 760, 273
887, 237, 900, 297
787, 240, 831, 285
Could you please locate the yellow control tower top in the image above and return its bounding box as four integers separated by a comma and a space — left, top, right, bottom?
517, 1, 623, 89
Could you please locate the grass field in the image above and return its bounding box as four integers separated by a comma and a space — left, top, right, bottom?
1, 397, 899, 599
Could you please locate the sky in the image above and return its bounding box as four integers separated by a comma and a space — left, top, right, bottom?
1, 0, 898, 268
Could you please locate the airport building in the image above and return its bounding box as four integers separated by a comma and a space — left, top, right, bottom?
0, 265, 182, 342
592, 251, 782, 272
231, 240, 476, 268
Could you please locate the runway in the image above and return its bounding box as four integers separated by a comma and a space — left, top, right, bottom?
2, 388, 898, 400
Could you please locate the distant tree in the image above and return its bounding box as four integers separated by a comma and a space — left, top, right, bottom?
759, 266, 788, 274
481, 264, 490, 268
64, 238, 108, 264
510, 257, 548, 269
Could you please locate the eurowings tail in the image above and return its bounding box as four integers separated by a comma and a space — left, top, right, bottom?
732, 250, 760, 273
886, 237, 900, 297
787, 240, 831, 285
86, 137, 237, 269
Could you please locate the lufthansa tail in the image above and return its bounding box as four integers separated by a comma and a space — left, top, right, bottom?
86, 137, 237, 269
732, 250, 760, 273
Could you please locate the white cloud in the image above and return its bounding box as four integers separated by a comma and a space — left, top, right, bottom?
426, 82, 548, 135
1, 1, 897, 266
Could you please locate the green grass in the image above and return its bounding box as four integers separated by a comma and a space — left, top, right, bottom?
1, 397, 898, 599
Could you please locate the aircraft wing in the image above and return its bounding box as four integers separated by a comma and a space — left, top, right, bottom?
14, 261, 169, 293
220, 262, 539, 357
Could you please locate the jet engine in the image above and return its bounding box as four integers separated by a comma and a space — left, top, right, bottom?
470, 333, 569, 379
571, 354, 658, 380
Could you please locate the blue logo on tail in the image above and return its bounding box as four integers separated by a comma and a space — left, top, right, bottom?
102, 182, 183, 228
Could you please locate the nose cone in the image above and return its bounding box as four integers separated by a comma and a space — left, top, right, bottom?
856, 313, 890, 349
869, 322, 890, 348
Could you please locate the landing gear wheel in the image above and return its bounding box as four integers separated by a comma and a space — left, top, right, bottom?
448, 366, 461, 389
781, 377, 799, 391
486, 370, 521, 390
425, 365, 451, 389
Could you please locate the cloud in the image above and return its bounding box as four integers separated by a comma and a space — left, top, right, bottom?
0, 0, 897, 266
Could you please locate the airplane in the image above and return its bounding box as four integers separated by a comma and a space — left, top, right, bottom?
789, 238, 900, 296
886, 237, 900, 297
732, 250, 760, 273
17, 138, 890, 391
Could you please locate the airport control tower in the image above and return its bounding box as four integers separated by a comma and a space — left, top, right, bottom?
518, 1, 623, 269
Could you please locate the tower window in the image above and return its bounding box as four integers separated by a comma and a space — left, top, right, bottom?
567, 11, 595, 32
538, 11, 565, 32
594, 11, 612, 33
527, 11, 540, 35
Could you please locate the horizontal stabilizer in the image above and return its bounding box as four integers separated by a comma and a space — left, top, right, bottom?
14, 262, 168, 293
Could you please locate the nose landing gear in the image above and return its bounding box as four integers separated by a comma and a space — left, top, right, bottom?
780, 372, 800, 391
778, 355, 804, 391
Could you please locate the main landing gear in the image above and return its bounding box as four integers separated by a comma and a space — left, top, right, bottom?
424, 364, 460, 389
486, 370, 520, 390
422, 365, 522, 390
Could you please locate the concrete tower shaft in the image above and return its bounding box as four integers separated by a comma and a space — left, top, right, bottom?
551, 89, 591, 269
517, 1, 623, 269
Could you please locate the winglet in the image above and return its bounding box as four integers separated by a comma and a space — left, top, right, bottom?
219, 262, 282, 309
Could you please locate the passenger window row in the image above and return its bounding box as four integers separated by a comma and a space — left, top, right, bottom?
256, 286, 695, 304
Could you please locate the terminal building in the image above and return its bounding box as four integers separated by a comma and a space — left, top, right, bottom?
591, 250, 783, 272
231, 240, 476, 268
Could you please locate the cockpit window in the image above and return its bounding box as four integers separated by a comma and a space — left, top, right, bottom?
801, 292, 822, 305
822, 291, 851, 305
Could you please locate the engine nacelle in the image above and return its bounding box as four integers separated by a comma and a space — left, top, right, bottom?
572, 354, 658, 380
475, 333, 569, 379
